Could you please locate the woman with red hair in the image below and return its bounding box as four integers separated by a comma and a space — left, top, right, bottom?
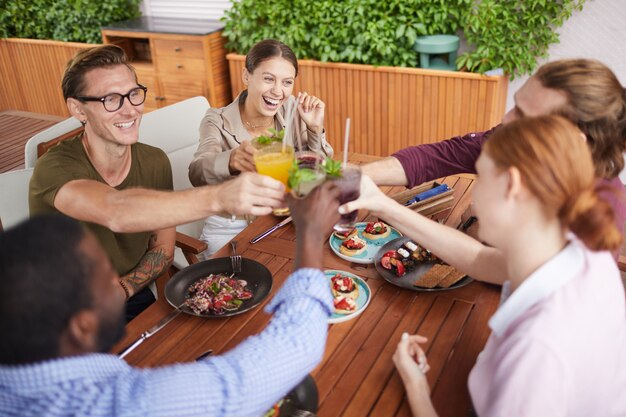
341, 115, 626, 416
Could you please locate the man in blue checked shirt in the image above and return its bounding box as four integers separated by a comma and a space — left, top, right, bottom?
0, 182, 341, 417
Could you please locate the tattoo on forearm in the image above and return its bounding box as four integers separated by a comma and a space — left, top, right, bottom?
121, 247, 173, 296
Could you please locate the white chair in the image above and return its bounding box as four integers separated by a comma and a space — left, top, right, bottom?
25, 117, 83, 169
23, 96, 211, 269
139, 96, 208, 155
138, 96, 211, 268
0, 168, 34, 231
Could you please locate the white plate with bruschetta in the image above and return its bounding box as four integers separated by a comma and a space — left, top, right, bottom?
328, 222, 402, 264
325, 270, 371, 324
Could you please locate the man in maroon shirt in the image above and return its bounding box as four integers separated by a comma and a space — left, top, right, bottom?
362, 59, 626, 231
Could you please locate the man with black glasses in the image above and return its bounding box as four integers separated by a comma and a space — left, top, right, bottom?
30, 45, 286, 320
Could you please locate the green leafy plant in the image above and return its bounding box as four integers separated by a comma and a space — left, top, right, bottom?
254, 128, 284, 146
324, 158, 343, 178
222, 0, 461, 68
287, 160, 320, 190
0, 0, 141, 43
288, 156, 344, 191
222, 0, 585, 77
458, 0, 585, 76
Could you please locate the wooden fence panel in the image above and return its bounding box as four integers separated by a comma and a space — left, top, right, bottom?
0, 41, 507, 156
0, 39, 94, 117
228, 54, 508, 156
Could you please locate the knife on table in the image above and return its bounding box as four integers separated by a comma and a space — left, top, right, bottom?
118, 304, 184, 359
249, 216, 292, 244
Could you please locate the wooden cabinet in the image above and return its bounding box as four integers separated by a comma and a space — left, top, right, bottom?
101, 17, 232, 113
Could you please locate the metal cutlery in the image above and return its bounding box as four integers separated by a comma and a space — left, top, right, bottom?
195, 349, 214, 361
118, 303, 184, 359
280, 404, 317, 417
230, 240, 241, 274
249, 216, 293, 244
288, 408, 317, 417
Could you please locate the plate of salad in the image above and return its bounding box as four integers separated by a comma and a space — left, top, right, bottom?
164, 257, 272, 317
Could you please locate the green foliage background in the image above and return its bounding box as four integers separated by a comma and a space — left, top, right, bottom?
0, 0, 141, 44
222, 0, 585, 77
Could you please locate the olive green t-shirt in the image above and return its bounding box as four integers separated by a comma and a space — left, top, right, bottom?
29, 135, 173, 275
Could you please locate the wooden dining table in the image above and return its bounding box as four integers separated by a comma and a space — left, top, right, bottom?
114, 153, 501, 417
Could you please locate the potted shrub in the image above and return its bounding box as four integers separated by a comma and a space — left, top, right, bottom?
0, 0, 141, 116
221, 0, 584, 156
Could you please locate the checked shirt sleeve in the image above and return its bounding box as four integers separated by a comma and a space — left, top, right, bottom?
131, 268, 333, 417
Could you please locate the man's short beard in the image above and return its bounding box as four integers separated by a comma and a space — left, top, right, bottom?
97, 310, 126, 353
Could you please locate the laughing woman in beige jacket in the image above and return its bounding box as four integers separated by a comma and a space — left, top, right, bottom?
189, 39, 333, 256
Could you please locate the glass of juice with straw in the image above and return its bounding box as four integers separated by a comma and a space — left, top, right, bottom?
252, 135, 294, 216
253, 141, 294, 187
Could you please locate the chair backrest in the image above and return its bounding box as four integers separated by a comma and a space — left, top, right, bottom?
0, 168, 34, 232
138, 96, 210, 240
25, 117, 83, 169
138, 96, 208, 155
138, 96, 210, 269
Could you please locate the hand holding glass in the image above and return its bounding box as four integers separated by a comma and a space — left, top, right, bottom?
331, 163, 361, 232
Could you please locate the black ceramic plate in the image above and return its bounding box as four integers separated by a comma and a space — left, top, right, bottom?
279, 374, 319, 415
373, 237, 473, 292
165, 257, 272, 317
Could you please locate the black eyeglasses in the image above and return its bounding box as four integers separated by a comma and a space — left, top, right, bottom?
76, 85, 147, 112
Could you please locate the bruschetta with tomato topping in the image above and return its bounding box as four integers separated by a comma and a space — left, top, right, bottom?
333, 294, 358, 315
333, 228, 358, 240
330, 274, 360, 300
339, 235, 367, 256
362, 221, 391, 240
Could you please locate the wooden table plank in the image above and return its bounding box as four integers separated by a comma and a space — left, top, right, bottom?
343, 293, 434, 417
112, 153, 500, 416
0, 110, 64, 173
319, 287, 416, 417
316, 283, 398, 408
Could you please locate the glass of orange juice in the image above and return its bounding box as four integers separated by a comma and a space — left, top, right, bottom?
252, 140, 294, 216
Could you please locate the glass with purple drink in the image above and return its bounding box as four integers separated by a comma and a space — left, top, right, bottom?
288, 151, 326, 198
296, 150, 324, 170
331, 163, 361, 232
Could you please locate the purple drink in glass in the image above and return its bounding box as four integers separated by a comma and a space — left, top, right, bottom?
297, 155, 320, 169
291, 151, 326, 198
332, 163, 361, 232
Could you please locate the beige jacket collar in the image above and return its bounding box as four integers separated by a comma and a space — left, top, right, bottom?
221, 93, 247, 143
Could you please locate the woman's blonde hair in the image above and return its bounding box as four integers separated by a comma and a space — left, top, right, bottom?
484, 115, 622, 251
535, 59, 626, 179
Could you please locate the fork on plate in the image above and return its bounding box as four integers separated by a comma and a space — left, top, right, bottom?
230, 240, 242, 275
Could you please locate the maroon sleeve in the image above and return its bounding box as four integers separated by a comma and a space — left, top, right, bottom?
392, 127, 497, 188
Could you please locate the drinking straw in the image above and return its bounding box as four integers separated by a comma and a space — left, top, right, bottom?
294, 116, 303, 152
282, 102, 297, 153
342, 118, 351, 168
